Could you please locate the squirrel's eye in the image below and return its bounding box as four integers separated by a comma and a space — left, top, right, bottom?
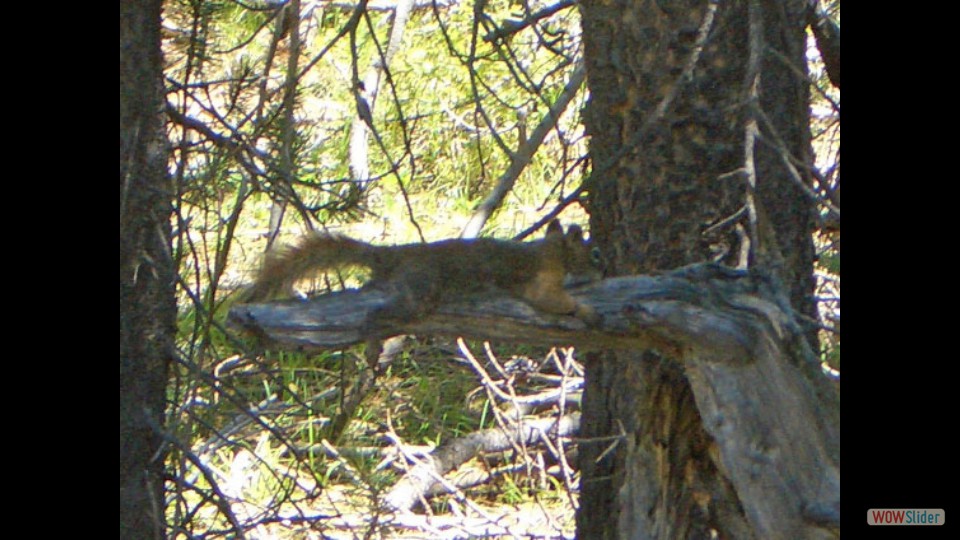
590, 247, 602, 264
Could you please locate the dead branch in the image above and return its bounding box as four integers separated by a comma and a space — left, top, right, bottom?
229, 264, 765, 360
460, 62, 586, 238
383, 413, 580, 512
228, 262, 839, 528
482, 0, 577, 43
807, 0, 840, 89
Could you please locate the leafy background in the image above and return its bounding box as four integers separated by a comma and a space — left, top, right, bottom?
161, 0, 838, 536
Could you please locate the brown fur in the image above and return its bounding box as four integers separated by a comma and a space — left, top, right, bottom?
245, 220, 601, 324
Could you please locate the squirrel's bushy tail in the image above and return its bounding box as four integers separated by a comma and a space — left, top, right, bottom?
244, 233, 377, 302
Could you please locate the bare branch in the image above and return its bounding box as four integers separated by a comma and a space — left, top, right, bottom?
229, 264, 766, 361
482, 0, 577, 43
806, 0, 840, 89
460, 62, 586, 238
383, 412, 580, 511
229, 262, 839, 533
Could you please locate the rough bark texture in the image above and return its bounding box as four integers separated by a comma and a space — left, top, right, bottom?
577, 0, 832, 538
230, 267, 767, 354
120, 1, 174, 537
751, 0, 819, 343
232, 264, 840, 538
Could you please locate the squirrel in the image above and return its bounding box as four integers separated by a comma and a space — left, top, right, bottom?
245, 219, 602, 327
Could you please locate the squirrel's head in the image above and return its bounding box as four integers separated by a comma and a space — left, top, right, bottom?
545, 220, 603, 286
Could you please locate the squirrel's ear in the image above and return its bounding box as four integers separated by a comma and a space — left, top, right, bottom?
566, 224, 584, 242
545, 219, 564, 237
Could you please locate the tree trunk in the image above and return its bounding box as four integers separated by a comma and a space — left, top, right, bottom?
120, 1, 174, 537
577, 0, 836, 538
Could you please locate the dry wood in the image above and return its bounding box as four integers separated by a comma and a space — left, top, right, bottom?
383, 414, 580, 512
229, 263, 840, 532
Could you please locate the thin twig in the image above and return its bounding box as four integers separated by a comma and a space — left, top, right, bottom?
460, 62, 586, 238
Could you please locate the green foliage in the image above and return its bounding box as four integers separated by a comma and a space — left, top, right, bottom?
161, 0, 839, 535
820, 251, 839, 275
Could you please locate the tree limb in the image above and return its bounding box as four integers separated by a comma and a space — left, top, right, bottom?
229, 265, 764, 358
807, 0, 840, 90
228, 263, 839, 530
482, 0, 577, 43
460, 62, 586, 239
383, 414, 580, 511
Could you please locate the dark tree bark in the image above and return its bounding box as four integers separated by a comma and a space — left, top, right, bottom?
231, 262, 840, 538
577, 0, 835, 538
120, 0, 174, 537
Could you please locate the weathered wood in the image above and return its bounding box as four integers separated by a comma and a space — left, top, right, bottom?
231, 265, 759, 356
228, 264, 839, 535
384, 414, 581, 512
